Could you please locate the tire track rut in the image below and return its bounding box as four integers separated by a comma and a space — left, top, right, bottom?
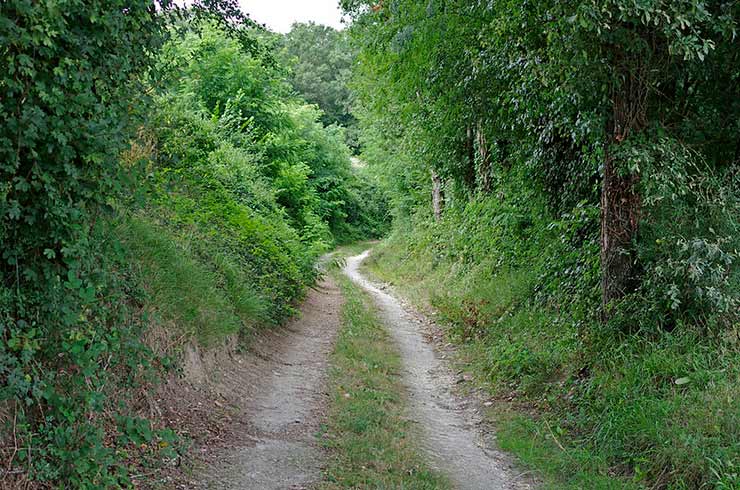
344, 251, 535, 490
198, 278, 342, 490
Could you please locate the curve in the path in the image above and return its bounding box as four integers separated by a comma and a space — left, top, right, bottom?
345, 250, 534, 490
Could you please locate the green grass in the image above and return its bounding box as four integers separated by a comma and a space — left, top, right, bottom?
493, 412, 642, 490
364, 236, 740, 490
320, 271, 450, 490
116, 214, 266, 345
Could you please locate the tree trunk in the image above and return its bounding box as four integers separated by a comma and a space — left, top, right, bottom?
600, 152, 641, 313
463, 125, 476, 191
600, 63, 648, 318
476, 121, 492, 193
432, 169, 444, 221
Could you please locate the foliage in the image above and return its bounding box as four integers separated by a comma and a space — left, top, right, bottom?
280, 23, 357, 131
116, 215, 266, 344
161, 23, 388, 244
0, 1, 186, 486
0, 3, 386, 487
345, 0, 740, 487
145, 91, 314, 324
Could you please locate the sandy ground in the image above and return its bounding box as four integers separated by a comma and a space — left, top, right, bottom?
192, 278, 343, 490
183, 250, 536, 490
345, 250, 537, 490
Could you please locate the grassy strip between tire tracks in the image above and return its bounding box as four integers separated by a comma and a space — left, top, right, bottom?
319, 261, 450, 489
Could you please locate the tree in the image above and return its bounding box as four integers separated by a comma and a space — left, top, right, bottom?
579, 0, 739, 313
345, 0, 739, 320
0, 1, 257, 485
279, 22, 361, 149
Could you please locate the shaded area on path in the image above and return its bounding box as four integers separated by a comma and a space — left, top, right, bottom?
344, 250, 535, 490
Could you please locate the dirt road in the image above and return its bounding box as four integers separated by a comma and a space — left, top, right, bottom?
195, 251, 534, 490
197, 278, 343, 490
345, 250, 534, 490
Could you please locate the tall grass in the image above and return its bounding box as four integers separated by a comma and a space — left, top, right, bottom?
365, 217, 740, 490
116, 215, 266, 345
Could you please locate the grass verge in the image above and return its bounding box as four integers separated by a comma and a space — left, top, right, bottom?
364, 233, 740, 489
319, 269, 450, 489
362, 243, 645, 490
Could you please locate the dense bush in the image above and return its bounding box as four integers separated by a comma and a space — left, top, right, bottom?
143, 93, 315, 323
0, 6, 388, 487
0, 2, 183, 486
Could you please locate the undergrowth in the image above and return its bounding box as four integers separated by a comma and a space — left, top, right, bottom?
365, 195, 740, 490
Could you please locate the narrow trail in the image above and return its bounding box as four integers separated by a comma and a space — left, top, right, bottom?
344, 251, 535, 490
198, 278, 343, 490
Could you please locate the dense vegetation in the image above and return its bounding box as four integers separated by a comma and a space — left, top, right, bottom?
277, 22, 362, 151
0, 3, 385, 487
280, 23, 355, 128
343, 1, 739, 488
2, 0, 738, 488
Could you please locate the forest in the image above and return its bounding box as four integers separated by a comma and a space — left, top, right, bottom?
1, 1, 738, 489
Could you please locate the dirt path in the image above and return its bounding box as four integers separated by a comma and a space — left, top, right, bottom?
344, 251, 535, 490
197, 278, 343, 490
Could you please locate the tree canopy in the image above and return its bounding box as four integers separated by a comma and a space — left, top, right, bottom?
344, 2, 739, 487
